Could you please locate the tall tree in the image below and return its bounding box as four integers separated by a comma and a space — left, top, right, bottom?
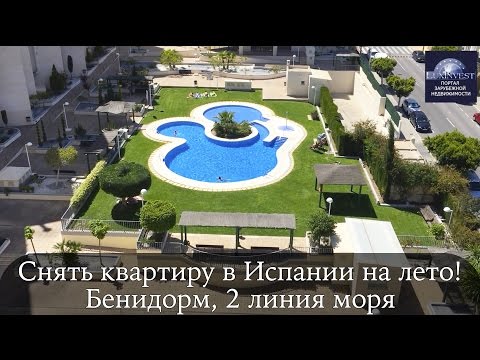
424, 131, 480, 173
67, 55, 73, 80
88, 220, 109, 266
430, 46, 461, 51
219, 51, 236, 70
370, 57, 397, 85
45, 146, 78, 186
61, 116, 67, 139
386, 75, 416, 106
383, 122, 395, 200
207, 54, 223, 70
24, 226, 40, 266
460, 247, 480, 314
159, 49, 183, 70
36, 123, 43, 146
40, 120, 47, 143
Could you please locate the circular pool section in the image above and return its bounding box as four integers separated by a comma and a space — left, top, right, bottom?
203, 105, 264, 123
157, 121, 279, 182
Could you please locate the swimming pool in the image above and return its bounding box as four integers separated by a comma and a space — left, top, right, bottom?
157, 121, 283, 182
203, 105, 266, 123
145, 101, 307, 191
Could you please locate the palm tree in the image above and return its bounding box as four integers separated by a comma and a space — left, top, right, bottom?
24, 226, 40, 265
218, 51, 237, 70
460, 247, 480, 314
88, 220, 109, 266
215, 111, 235, 123
53, 240, 82, 266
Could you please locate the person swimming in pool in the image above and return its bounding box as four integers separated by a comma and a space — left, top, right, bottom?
174, 130, 177, 136
217, 176, 224, 182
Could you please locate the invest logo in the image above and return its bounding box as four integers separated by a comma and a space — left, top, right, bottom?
425, 51, 477, 104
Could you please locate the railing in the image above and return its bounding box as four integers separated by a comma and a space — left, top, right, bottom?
137, 241, 163, 250
293, 246, 334, 254
62, 218, 141, 233
397, 235, 453, 248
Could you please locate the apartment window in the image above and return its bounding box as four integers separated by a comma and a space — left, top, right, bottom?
301, 81, 305, 85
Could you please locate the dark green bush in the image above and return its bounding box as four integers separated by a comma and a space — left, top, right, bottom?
99, 161, 151, 200
49, 65, 67, 93
140, 200, 177, 233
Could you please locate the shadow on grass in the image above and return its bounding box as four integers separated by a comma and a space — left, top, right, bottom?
322, 192, 377, 218
111, 201, 141, 222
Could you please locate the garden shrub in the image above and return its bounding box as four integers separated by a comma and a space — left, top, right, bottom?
70, 160, 106, 209
140, 200, 177, 233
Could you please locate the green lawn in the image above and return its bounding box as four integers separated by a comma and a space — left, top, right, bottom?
79, 87, 429, 237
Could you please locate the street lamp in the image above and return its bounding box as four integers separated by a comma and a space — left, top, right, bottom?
140, 188, 147, 206
25, 142, 32, 173
292, 54, 296, 66
285, 111, 288, 129
311, 85, 318, 106
326, 197, 333, 215
63, 102, 71, 132
116, 134, 122, 161
443, 206, 453, 226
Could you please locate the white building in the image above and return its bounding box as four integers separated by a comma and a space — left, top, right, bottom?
0, 46, 87, 126
238, 46, 317, 66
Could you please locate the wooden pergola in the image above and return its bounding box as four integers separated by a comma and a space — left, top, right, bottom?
313, 164, 367, 207
178, 211, 296, 250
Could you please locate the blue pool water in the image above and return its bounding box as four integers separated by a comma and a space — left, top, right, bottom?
203, 105, 266, 123
157, 121, 284, 182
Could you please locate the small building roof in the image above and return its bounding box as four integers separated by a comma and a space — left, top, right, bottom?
179, 211, 296, 229
96, 101, 136, 114
313, 164, 367, 185
345, 218, 410, 268
0, 166, 30, 181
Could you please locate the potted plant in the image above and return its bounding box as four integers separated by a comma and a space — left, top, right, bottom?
307, 209, 336, 252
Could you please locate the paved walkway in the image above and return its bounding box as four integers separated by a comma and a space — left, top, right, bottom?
333, 94, 389, 136
154, 75, 306, 101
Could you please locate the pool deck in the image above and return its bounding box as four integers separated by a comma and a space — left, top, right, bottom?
144, 101, 307, 191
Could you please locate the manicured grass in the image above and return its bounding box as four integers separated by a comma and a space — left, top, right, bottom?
80, 87, 429, 236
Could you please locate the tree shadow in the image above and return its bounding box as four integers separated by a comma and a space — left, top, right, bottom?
111, 201, 141, 223
322, 192, 377, 218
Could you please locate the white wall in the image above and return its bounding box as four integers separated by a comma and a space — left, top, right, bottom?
20, 46, 36, 95
354, 69, 385, 116
286, 68, 311, 97
61, 46, 87, 78
0, 46, 33, 126
327, 71, 356, 95
33, 46, 64, 91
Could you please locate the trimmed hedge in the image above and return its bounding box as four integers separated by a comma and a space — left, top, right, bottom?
140, 200, 177, 233
319, 86, 361, 156
70, 160, 106, 209
99, 161, 151, 199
